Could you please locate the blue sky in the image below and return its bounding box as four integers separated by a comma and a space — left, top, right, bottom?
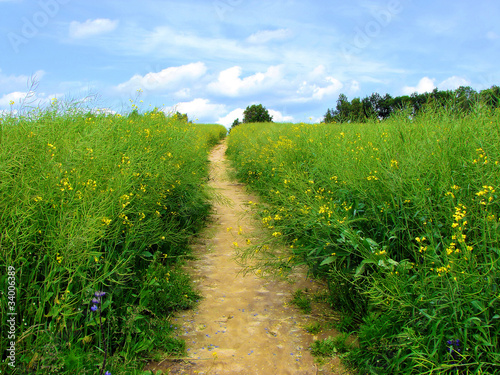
1, 0, 499, 126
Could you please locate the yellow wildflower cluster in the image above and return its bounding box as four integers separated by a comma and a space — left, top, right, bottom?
446, 204, 473, 256
120, 194, 132, 208
119, 213, 133, 226
476, 185, 496, 206
416, 236, 428, 253
59, 177, 73, 192
473, 148, 488, 165
435, 264, 451, 276
47, 143, 56, 157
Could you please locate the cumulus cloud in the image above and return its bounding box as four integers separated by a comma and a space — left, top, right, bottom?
0, 70, 45, 92
402, 77, 436, 95
216, 108, 245, 127
208, 65, 284, 97
0, 90, 63, 108
246, 29, 293, 44
0, 91, 27, 106
216, 107, 294, 127
438, 76, 470, 91
165, 98, 226, 121
115, 62, 207, 93
295, 76, 343, 102
268, 109, 294, 123
69, 19, 119, 39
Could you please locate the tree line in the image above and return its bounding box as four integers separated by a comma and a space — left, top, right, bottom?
323, 85, 500, 123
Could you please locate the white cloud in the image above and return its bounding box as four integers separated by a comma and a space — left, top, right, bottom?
268, 109, 294, 123
438, 76, 470, 91
216, 107, 293, 127
0, 90, 63, 108
217, 108, 245, 127
246, 29, 293, 44
0, 70, 45, 93
69, 19, 119, 39
115, 62, 207, 93
402, 77, 436, 95
174, 88, 191, 99
312, 77, 344, 100
165, 98, 226, 121
308, 65, 327, 80
0, 91, 27, 107
295, 76, 343, 102
131, 25, 269, 62
208, 65, 284, 97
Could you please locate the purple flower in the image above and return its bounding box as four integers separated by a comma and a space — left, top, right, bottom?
90, 305, 98, 312
95, 291, 106, 298
92, 297, 100, 304
104, 372, 111, 375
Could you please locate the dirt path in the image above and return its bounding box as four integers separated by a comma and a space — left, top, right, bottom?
146, 141, 349, 375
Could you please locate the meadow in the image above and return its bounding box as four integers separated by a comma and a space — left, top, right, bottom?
0, 101, 226, 374
226, 106, 500, 374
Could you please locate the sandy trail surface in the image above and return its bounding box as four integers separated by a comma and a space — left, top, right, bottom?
145, 141, 349, 374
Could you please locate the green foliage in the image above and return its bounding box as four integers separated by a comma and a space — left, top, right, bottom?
290, 289, 312, 314
0, 101, 226, 374
325, 86, 500, 123
243, 104, 273, 123
226, 107, 500, 374
231, 118, 241, 129
304, 321, 322, 334
172, 111, 189, 123
311, 333, 352, 356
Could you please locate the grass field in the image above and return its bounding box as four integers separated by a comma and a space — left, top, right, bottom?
0, 102, 226, 374
226, 106, 500, 374
2, 99, 499, 374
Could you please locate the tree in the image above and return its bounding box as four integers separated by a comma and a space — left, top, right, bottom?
454, 86, 479, 114
243, 104, 273, 123
480, 85, 500, 110
173, 111, 188, 122
323, 108, 335, 123
230, 118, 241, 129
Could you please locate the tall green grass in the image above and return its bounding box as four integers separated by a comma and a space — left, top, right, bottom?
0, 101, 226, 374
226, 106, 500, 374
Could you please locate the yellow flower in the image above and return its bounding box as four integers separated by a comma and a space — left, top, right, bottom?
233, 242, 239, 248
